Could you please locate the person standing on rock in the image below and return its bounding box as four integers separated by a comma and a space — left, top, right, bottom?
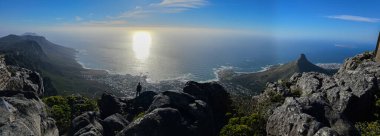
136, 82, 142, 97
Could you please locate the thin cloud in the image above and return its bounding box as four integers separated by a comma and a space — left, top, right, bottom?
115, 0, 208, 18
55, 17, 64, 21
82, 20, 128, 26
334, 43, 356, 49
118, 7, 153, 18
326, 15, 380, 23
157, 0, 208, 8
75, 16, 83, 21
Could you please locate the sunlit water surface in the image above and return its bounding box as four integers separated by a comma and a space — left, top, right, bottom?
46, 30, 373, 82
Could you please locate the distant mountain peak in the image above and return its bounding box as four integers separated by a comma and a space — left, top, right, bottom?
22, 32, 39, 36
297, 53, 308, 63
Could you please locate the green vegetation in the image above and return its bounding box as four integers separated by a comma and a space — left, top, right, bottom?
43, 96, 71, 133
223, 90, 288, 136
133, 112, 146, 121
290, 87, 302, 97
267, 91, 285, 103
223, 80, 306, 136
220, 113, 266, 136
356, 121, 380, 136
352, 51, 374, 64
43, 95, 98, 134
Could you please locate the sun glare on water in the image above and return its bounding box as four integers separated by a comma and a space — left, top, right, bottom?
132, 31, 152, 60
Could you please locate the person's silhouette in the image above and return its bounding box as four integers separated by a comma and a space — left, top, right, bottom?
136, 82, 142, 97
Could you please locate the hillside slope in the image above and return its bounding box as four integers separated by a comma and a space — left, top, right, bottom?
220, 54, 335, 95
0, 34, 110, 97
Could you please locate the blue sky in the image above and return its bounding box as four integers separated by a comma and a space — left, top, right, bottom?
0, 0, 379, 43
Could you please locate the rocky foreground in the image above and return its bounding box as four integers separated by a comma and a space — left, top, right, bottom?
70, 81, 232, 136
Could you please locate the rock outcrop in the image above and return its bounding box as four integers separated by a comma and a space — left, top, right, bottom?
0, 55, 58, 136
70, 81, 232, 136
0, 55, 44, 96
70, 111, 103, 136
266, 52, 379, 136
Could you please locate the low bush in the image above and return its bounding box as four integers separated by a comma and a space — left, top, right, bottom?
43, 95, 98, 134
220, 113, 266, 136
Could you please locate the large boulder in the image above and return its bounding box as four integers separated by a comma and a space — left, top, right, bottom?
147, 90, 215, 136
70, 111, 103, 136
132, 91, 157, 110
116, 108, 185, 136
0, 56, 44, 96
183, 81, 232, 131
98, 92, 122, 119
102, 113, 129, 136
121, 91, 157, 121
0, 56, 57, 136
0, 91, 58, 136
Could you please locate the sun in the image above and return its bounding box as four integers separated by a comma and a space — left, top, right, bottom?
132, 31, 152, 60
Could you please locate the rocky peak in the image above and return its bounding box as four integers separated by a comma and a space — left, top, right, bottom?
297, 53, 307, 62
22, 32, 40, 37
295, 53, 314, 67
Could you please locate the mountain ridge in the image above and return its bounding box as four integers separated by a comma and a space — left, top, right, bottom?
220, 53, 336, 95
0, 34, 110, 96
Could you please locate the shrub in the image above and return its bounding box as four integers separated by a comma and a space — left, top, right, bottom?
220, 124, 253, 136
66, 95, 98, 118
43, 96, 71, 133
133, 112, 146, 121
290, 87, 302, 97
220, 113, 266, 136
267, 91, 285, 103
43, 95, 98, 134
356, 121, 380, 136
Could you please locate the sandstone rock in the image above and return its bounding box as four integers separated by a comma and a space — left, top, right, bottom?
131, 91, 157, 110
116, 108, 185, 136
0, 91, 58, 136
147, 90, 215, 136
72, 81, 232, 136
0, 55, 44, 96
266, 53, 380, 135
98, 92, 122, 119
103, 113, 129, 136
70, 111, 103, 136
183, 81, 232, 131
121, 91, 157, 121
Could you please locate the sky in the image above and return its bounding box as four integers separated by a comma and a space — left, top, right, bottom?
0, 0, 380, 43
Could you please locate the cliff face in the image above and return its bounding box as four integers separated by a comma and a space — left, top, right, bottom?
0, 55, 58, 136
264, 52, 379, 136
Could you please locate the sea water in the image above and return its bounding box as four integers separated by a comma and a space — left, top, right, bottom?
46, 31, 373, 82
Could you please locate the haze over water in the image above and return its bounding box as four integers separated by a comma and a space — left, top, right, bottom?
43, 29, 373, 81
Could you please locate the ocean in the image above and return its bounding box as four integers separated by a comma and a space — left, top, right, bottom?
46, 30, 374, 82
